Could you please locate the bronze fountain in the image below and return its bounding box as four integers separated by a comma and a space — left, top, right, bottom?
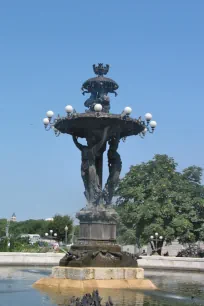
43, 64, 157, 267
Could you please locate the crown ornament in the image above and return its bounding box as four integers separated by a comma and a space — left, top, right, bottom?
93, 63, 110, 76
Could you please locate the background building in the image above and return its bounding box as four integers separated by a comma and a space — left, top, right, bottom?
10, 213, 16, 222
45, 218, 53, 222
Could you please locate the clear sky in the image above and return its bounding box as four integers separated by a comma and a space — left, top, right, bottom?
0, 1, 203, 221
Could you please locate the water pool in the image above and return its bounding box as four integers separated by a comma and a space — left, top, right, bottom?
0, 267, 204, 305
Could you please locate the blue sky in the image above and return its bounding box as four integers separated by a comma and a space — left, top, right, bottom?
0, 1, 204, 221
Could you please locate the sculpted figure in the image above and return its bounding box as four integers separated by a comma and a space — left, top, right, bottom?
84, 90, 98, 111
97, 90, 110, 113
73, 127, 110, 205
84, 88, 110, 113
103, 133, 122, 205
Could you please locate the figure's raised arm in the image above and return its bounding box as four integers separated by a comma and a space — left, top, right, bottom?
72, 136, 84, 151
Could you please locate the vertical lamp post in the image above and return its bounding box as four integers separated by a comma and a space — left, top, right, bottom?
150, 232, 163, 255
5, 219, 10, 249
5, 220, 10, 238
65, 226, 68, 245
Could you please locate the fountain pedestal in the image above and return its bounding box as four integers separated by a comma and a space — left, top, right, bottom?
33, 206, 157, 290
76, 206, 118, 246
59, 206, 139, 267
33, 207, 158, 290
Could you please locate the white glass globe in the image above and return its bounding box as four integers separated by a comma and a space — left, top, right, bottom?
155, 232, 159, 236
159, 236, 163, 240
54, 233, 57, 237
45, 233, 48, 236
150, 120, 157, 128
145, 113, 152, 121
65, 226, 68, 231
94, 104, 103, 112
124, 106, 132, 115
43, 118, 49, 125
150, 235, 154, 239
65, 105, 73, 113
46, 110, 54, 118
50, 229, 53, 234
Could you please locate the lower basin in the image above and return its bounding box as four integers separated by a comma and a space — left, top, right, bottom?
0, 267, 204, 305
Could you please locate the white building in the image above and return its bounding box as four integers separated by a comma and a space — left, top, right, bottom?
45, 218, 54, 221
10, 213, 16, 222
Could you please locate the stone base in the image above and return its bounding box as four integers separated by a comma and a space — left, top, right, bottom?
33, 278, 156, 291
33, 266, 157, 290
52, 266, 144, 280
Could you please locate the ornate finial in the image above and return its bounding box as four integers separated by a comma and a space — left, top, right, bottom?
93, 63, 110, 76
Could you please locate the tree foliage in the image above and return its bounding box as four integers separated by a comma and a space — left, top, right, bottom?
0, 219, 7, 238
47, 214, 73, 242
9, 219, 49, 237
116, 154, 204, 246
0, 218, 49, 239
0, 214, 73, 243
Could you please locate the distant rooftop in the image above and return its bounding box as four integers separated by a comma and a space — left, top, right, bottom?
45, 218, 53, 221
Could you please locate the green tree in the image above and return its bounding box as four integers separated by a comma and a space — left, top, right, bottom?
179, 166, 204, 244
9, 219, 49, 238
0, 216, 74, 242
0, 237, 9, 251
116, 155, 204, 248
0, 219, 7, 238
48, 214, 73, 242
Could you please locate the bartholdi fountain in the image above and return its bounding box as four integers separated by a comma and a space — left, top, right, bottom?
35, 64, 157, 291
